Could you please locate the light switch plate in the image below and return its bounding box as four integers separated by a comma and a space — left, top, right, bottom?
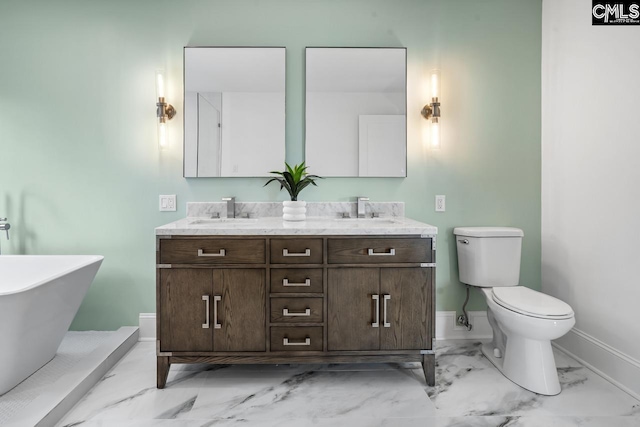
159, 195, 176, 212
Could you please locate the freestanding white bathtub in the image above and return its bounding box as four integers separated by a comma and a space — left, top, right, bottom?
0, 255, 103, 395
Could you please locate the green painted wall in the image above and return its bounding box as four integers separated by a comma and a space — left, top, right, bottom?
0, 0, 541, 330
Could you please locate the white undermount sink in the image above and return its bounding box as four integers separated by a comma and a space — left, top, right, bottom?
188, 218, 259, 224
332, 217, 398, 224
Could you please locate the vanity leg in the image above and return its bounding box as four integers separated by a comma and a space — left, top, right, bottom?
157, 356, 171, 389
422, 354, 435, 386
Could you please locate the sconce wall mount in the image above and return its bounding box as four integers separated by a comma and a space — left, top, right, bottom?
156, 97, 176, 124
421, 97, 440, 122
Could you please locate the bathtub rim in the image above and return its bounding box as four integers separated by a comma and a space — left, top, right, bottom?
0, 255, 104, 296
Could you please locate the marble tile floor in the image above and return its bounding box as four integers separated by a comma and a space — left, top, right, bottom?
56, 340, 640, 427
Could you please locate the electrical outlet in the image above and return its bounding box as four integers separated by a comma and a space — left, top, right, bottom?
435, 195, 446, 212
159, 195, 176, 212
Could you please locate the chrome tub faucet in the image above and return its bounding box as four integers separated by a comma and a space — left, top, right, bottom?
0, 218, 9, 240
0, 218, 10, 255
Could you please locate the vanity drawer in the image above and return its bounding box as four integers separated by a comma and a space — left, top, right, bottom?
270, 327, 323, 352
327, 238, 432, 264
160, 238, 266, 264
270, 269, 323, 293
270, 238, 323, 264
270, 297, 323, 323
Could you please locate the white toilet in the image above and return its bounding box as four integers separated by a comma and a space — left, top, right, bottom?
453, 226, 575, 395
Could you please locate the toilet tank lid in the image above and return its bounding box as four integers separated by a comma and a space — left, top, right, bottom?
453, 227, 524, 237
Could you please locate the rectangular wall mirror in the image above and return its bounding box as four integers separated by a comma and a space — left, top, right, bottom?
305, 47, 407, 177
183, 47, 286, 177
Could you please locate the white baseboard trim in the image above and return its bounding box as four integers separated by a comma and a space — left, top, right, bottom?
435, 311, 492, 340
140, 311, 492, 342
138, 313, 156, 342
553, 328, 640, 401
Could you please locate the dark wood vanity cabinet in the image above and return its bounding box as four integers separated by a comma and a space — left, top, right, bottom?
156, 234, 435, 389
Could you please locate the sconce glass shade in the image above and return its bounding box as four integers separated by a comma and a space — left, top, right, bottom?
156, 69, 174, 151
156, 70, 165, 99
431, 69, 440, 101
431, 70, 441, 149
158, 121, 168, 150
430, 119, 440, 150
422, 69, 441, 149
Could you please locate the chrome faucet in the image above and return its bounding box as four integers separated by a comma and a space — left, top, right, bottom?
357, 197, 369, 218
222, 197, 235, 218
0, 218, 9, 255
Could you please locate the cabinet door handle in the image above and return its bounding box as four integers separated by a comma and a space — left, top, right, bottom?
283, 337, 311, 346
198, 249, 226, 257
202, 295, 210, 329
282, 249, 311, 257
283, 308, 311, 317
213, 295, 221, 329
282, 278, 311, 287
368, 248, 396, 256
371, 294, 380, 328
383, 294, 391, 328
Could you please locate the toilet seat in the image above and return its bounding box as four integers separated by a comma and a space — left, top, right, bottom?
492, 287, 574, 320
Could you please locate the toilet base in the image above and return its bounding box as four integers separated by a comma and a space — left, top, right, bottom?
481, 339, 561, 396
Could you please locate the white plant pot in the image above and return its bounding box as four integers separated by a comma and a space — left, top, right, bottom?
282, 201, 306, 221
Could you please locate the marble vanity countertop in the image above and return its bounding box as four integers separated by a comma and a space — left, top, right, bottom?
155, 216, 437, 236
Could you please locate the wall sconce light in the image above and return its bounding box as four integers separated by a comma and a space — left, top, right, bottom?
421, 69, 441, 149
156, 70, 176, 150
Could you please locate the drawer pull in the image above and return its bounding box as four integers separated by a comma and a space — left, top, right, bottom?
383, 294, 391, 328
282, 249, 311, 257
283, 308, 311, 317
283, 278, 311, 287
371, 294, 380, 328
197, 249, 226, 257
202, 295, 210, 329
283, 337, 311, 346
213, 295, 221, 329
368, 248, 396, 256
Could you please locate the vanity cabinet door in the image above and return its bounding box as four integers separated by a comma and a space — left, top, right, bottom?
212, 269, 266, 352
379, 268, 431, 350
159, 269, 213, 352
159, 268, 266, 353
328, 268, 380, 351
327, 267, 432, 352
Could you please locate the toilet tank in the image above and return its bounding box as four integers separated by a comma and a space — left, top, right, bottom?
453, 227, 524, 287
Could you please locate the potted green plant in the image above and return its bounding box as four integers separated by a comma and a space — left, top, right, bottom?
264, 162, 322, 221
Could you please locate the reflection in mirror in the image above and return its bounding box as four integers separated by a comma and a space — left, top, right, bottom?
305, 47, 407, 177
184, 47, 286, 177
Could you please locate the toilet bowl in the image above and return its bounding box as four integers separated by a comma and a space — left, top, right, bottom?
454, 227, 575, 396
481, 287, 574, 395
